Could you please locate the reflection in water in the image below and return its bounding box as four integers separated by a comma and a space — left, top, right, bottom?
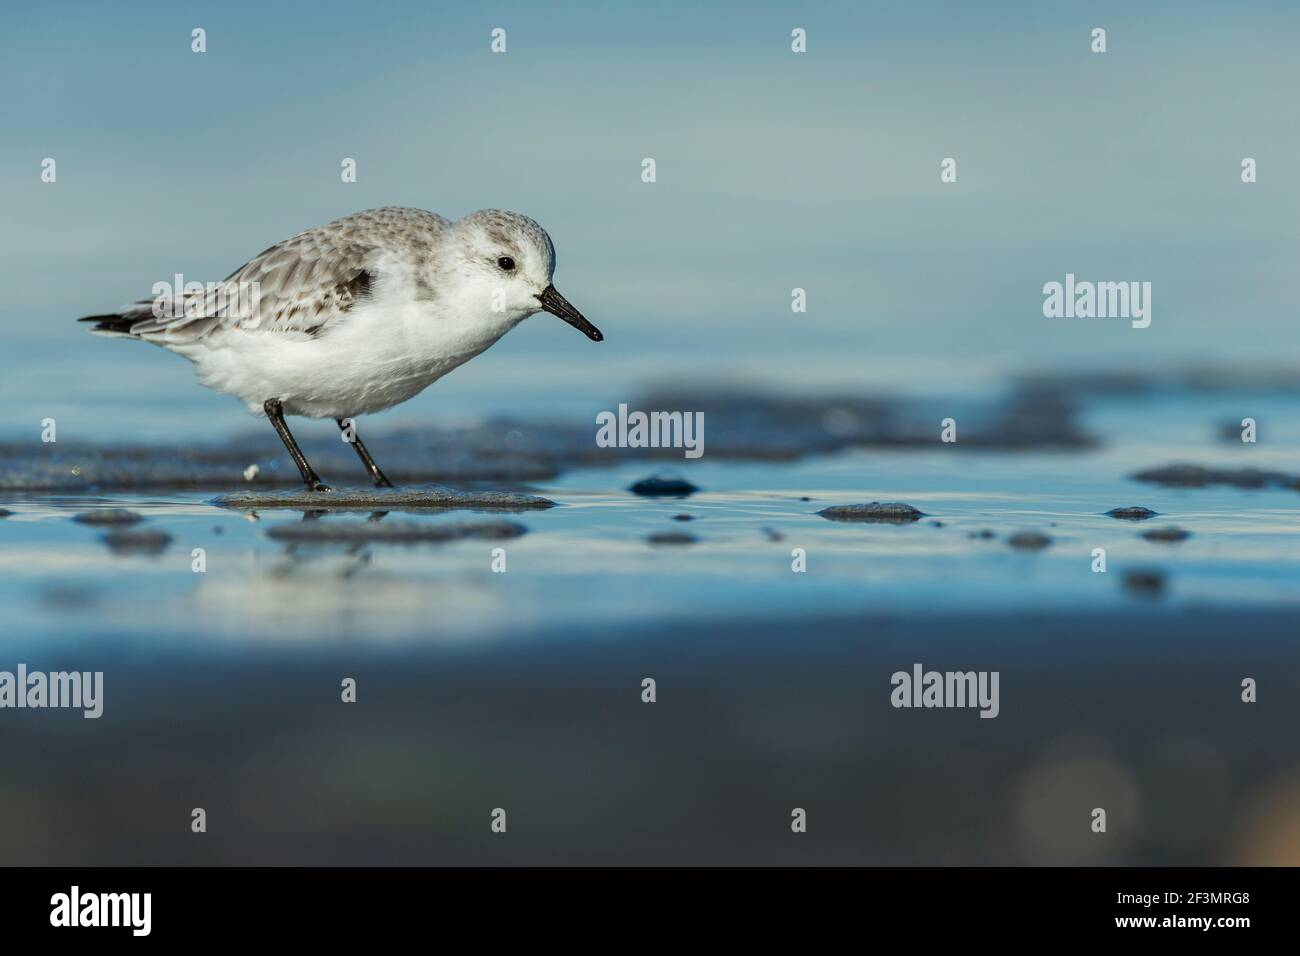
101, 528, 173, 557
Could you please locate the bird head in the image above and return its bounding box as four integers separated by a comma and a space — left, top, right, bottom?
445, 209, 602, 341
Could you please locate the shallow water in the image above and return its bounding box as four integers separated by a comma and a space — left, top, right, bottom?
1, 387, 1298, 864
3, 392, 1298, 645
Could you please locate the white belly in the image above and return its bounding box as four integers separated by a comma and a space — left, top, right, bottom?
176, 301, 518, 419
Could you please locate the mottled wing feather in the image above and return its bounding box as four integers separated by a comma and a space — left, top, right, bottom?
118, 207, 450, 342
124, 233, 377, 341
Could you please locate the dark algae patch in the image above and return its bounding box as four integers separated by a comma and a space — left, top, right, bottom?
1007, 531, 1052, 551
817, 502, 924, 523
0, 386, 1100, 493
73, 509, 145, 526
0, 438, 558, 492
647, 532, 697, 546
1124, 569, 1166, 597
1132, 464, 1300, 490
629, 475, 699, 498
1106, 506, 1158, 520
102, 529, 173, 556
267, 519, 527, 545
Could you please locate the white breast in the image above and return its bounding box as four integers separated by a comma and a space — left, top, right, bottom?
178, 266, 525, 419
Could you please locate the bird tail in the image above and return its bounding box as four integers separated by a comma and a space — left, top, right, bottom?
78, 291, 227, 339
78, 312, 141, 336
78, 298, 162, 337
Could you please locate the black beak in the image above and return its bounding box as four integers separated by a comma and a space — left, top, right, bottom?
538, 284, 603, 342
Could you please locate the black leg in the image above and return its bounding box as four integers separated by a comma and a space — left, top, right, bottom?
264, 399, 330, 492
338, 418, 394, 488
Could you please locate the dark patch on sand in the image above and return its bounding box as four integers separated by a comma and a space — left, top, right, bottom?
73, 509, 145, 526
1142, 527, 1191, 543
267, 519, 526, 545
635, 387, 1095, 452
672, 514, 695, 522
647, 532, 697, 546
1007, 531, 1052, 551
1132, 464, 1299, 490
0, 440, 558, 492
213, 486, 553, 513
0, 385, 1102, 492
629, 476, 699, 498
1106, 506, 1158, 520
1015, 364, 1300, 396
817, 502, 924, 524
102, 529, 173, 556
1124, 569, 1166, 596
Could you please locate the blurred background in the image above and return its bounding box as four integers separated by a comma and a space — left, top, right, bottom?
2, 0, 1297, 437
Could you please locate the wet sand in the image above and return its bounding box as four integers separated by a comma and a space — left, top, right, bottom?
2, 381, 1299, 864
0, 386, 1094, 493
0, 608, 1295, 865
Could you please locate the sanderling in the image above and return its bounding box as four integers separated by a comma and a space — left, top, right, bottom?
79, 207, 602, 491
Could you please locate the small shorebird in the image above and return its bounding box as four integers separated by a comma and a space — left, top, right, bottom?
79, 207, 602, 491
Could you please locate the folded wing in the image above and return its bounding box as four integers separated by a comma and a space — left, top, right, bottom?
79, 207, 451, 343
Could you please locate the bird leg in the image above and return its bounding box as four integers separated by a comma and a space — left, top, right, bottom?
338, 418, 394, 488
264, 399, 330, 492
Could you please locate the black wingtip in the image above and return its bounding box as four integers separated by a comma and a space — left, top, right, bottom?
78, 313, 135, 333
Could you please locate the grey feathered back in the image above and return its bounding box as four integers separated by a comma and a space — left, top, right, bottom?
82, 207, 452, 342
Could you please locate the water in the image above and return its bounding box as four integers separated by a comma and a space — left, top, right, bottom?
2, 387, 1298, 864
6, 464, 1300, 647
4, 391, 1299, 644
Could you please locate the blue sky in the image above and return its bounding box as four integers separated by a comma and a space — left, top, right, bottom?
2, 1, 1297, 437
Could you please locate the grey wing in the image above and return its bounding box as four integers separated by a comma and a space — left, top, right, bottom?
91, 207, 451, 342
123, 229, 380, 342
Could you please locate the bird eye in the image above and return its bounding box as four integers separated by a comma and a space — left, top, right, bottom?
497, 256, 516, 272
